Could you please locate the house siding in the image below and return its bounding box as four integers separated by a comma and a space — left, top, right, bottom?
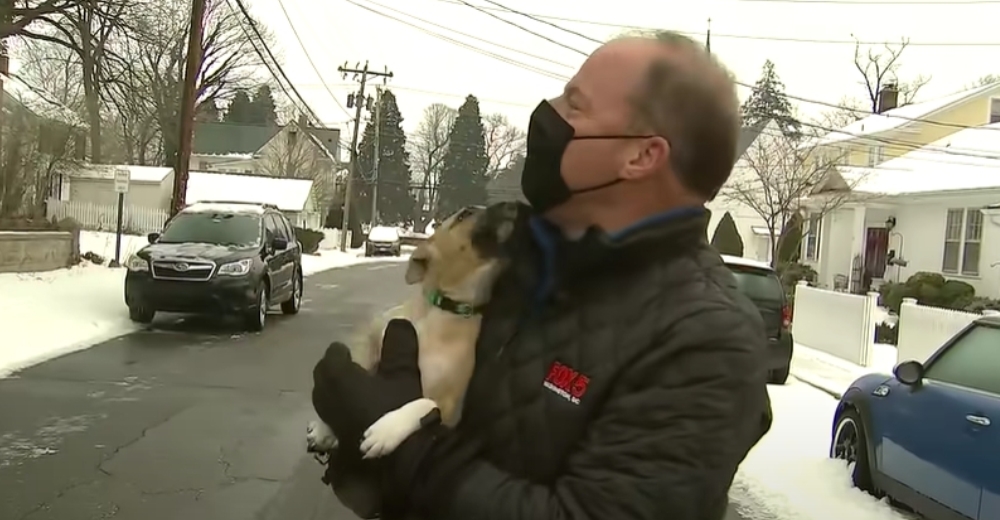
69, 178, 165, 209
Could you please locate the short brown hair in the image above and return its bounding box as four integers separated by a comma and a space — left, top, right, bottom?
621, 30, 741, 200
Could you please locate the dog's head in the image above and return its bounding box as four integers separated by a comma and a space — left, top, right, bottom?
405, 202, 520, 303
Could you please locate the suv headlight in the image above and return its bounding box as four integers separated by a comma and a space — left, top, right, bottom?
125, 255, 148, 272
218, 258, 253, 276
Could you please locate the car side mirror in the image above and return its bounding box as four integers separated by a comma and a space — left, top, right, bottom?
272, 236, 289, 250
147, 232, 160, 244
894, 360, 925, 386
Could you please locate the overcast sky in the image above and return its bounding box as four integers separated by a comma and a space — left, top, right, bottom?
247, 0, 996, 135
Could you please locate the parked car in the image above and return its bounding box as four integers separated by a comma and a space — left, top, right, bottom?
721, 255, 793, 384
123, 201, 303, 331
830, 316, 1000, 520
365, 225, 402, 256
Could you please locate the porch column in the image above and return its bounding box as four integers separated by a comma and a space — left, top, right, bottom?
846, 205, 867, 292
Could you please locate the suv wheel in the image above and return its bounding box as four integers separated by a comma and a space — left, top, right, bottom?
281, 271, 302, 315
129, 305, 155, 324
245, 283, 268, 332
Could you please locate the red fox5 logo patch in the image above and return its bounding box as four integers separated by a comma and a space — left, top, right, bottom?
543, 361, 591, 405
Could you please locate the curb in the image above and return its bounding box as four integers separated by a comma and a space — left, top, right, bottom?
789, 372, 844, 400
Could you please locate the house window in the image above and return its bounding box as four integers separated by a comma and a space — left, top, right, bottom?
867, 145, 884, 166
804, 213, 822, 261
990, 98, 1000, 124
942, 208, 983, 276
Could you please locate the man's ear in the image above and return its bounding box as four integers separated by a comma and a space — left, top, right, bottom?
405, 242, 434, 285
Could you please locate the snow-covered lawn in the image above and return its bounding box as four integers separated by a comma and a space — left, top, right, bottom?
731, 380, 911, 520
0, 230, 407, 377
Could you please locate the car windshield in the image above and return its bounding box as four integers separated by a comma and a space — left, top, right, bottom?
368, 226, 399, 242
728, 266, 784, 303
158, 212, 261, 247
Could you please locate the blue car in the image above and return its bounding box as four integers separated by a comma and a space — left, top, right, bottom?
830, 316, 1000, 520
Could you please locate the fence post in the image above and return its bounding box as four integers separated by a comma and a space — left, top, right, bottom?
861, 291, 880, 367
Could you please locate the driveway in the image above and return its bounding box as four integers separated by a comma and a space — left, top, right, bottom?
0, 260, 751, 520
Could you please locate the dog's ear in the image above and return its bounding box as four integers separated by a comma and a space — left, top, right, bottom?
405, 243, 434, 285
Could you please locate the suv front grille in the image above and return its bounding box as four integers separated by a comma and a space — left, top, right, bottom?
151, 260, 215, 281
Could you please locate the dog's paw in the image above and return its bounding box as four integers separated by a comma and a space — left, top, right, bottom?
360, 399, 437, 459
306, 420, 338, 454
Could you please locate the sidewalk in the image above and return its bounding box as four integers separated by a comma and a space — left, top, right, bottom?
789, 342, 898, 399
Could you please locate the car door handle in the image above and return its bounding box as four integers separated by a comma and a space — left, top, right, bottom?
966, 415, 991, 427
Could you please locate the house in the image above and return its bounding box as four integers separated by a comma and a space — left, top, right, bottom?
804, 122, 1000, 297
809, 81, 1000, 169
53, 164, 173, 208
186, 171, 322, 229
190, 117, 342, 176
707, 119, 780, 263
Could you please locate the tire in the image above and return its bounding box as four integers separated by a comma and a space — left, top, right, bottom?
128, 305, 155, 324
769, 365, 790, 385
281, 271, 302, 315
245, 282, 268, 332
830, 408, 879, 495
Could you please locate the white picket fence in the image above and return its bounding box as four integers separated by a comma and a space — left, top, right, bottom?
792, 281, 879, 366
896, 298, 984, 364
47, 199, 168, 235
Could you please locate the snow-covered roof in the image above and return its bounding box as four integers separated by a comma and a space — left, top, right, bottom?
185, 171, 314, 212
1, 72, 87, 129
70, 164, 172, 183
192, 152, 256, 161
721, 254, 774, 271
183, 202, 267, 215
839, 122, 1000, 196
816, 82, 1000, 147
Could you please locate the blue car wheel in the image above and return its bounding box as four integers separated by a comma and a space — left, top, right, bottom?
831, 408, 878, 496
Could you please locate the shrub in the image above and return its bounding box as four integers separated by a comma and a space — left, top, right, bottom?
875, 322, 898, 345
294, 227, 324, 254
879, 271, 976, 313
710, 211, 744, 257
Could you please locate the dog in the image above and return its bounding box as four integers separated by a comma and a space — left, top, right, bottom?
306, 202, 520, 461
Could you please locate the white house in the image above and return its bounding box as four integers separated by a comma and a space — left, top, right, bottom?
186, 171, 321, 229
806, 122, 1000, 297
707, 119, 782, 264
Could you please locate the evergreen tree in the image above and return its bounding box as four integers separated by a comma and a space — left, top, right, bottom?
224, 90, 253, 124
195, 100, 221, 122
711, 212, 744, 257
437, 95, 488, 216
249, 85, 278, 125
355, 90, 416, 224
777, 212, 803, 265
741, 60, 801, 139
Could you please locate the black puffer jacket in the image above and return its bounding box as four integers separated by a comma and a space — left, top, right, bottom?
433, 205, 772, 520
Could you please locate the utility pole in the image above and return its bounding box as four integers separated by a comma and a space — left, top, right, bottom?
337, 62, 393, 251
369, 86, 383, 225
170, 0, 207, 217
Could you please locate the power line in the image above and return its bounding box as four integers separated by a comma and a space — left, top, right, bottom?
276, 0, 352, 119
345, 0, 568, 81
421, 0, 1000, 46
732, 0, 999, 4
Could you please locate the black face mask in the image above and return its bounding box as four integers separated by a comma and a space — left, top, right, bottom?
520, 100, 655, 213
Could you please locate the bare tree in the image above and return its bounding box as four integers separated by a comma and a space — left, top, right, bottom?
104, 0, 267, 167
482, 112, 525, 179
853, 37, 930, 113
813, 96, 865, 131
719, 131, 859, 267
970, 74, 1000, 89
258, 127, 338, 223
408, 103, 455, 225
12, 38, 82, 110
1, 1, 83, 40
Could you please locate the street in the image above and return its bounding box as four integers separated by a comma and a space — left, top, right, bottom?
0, 261, 748, 520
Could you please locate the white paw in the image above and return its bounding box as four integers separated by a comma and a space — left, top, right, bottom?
306, 420, 338, 453
359, 399, 437, 459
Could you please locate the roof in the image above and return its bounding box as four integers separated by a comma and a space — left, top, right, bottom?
68, 164, 172, 183
737, 121, 769, 157
2, 72, 87, 128
185, 171, 314, 211
721, 254, 775, 271
192, 122, 281, 155
839, 122, 1000, 196
182, 202, 268, 215
816, 82, 1000, 147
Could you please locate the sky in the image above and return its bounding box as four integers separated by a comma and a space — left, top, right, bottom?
244, 0, 1000, 138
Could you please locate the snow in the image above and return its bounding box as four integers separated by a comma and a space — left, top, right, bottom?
840, 122, 1000, 196
368, 226, 400, 242
790, 342, 898, 398
731, 380, 912, 520
183, 202, 267, 215
72, 164, 172, 183
0, 231, 408, 378
815, 82, 999, 147
186, 171, 314, 212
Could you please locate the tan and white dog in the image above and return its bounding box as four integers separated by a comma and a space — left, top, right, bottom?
306, 202, 520, 459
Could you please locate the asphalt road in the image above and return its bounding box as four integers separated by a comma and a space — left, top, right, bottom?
0, 261, 751, 520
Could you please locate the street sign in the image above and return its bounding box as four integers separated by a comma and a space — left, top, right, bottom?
114, 167, 130, 193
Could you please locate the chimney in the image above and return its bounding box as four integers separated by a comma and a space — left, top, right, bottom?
877, 82, 899, 114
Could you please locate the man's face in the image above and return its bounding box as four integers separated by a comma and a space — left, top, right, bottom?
545, 40, 670, 216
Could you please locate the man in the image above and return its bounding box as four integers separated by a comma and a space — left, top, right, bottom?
313, 30, 772, 520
